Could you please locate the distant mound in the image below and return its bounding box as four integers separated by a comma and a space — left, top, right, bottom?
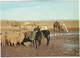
1, 20, 15, 26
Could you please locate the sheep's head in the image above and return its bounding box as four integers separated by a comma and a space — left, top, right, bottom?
24, 32, 29, 38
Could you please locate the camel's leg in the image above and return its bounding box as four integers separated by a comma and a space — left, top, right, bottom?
58, 27, 60, 32
59, 27, 63, 32
54, 27, 56, 32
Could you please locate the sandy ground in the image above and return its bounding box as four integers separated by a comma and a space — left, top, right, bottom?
1, 20, 79, 57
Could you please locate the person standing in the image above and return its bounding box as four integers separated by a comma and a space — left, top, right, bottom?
29, 25, 40, 41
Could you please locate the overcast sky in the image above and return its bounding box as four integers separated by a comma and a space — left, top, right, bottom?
0, 1, 79, 21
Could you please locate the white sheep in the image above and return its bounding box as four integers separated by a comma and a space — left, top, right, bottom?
0, 35, 1, 44
1, 32, 7, 46
7, 34, 13, 46
8, 32, 24, 46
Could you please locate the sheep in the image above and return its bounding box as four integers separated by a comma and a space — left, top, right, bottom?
7, 32, 18, 46
1, 35, 6, 46
8, 32, 24, 46
0, 35, 1, 46
7, 34, 13, 46
0, 32, 7, 46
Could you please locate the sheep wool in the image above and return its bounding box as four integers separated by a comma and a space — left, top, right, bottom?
1, 33, 7, 46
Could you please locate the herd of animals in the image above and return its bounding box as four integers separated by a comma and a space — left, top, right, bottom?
0, 21, 68, 49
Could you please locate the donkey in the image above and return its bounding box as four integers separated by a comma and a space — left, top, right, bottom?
33, 30, 50, 49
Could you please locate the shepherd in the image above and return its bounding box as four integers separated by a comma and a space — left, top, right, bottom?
29, 25, 40, 43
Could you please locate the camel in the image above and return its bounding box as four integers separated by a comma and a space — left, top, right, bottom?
53, 21, 68, 32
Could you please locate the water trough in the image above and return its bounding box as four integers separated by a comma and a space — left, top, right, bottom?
50, 33, 79, 37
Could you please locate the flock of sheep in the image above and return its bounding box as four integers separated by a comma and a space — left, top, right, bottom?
0, 21, 34, 46
0, 32, 30, 47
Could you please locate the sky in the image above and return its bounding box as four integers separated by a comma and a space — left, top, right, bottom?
0, 0, 79, 1
0, 1, 79, 21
